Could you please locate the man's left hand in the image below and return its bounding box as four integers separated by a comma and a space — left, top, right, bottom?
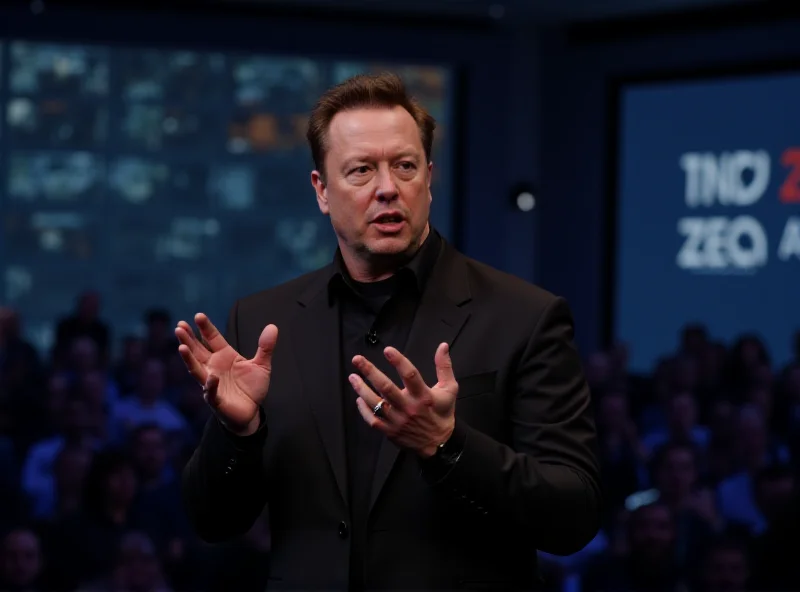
349, 342, 458, 458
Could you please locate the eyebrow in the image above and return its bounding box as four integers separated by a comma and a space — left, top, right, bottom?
342, 150, 421, 168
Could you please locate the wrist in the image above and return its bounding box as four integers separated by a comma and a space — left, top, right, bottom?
224, 411, 261, 437
417, 418, 456, 459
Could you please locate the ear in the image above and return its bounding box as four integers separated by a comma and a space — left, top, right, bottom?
311, 170, 329, 215
427, 161, 434, 201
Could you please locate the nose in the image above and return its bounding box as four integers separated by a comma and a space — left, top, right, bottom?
375, 167, 399, 202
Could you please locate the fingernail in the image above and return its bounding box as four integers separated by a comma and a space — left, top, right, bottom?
348, 374, 358, 385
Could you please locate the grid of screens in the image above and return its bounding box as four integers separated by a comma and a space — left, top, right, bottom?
613, 70, 800, 372
0, 41, 454, 352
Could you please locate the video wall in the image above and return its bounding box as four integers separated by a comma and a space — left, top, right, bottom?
613, 70, 799, 372
0, 41, 454, 352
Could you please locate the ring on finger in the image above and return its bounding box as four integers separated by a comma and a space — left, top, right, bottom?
372, 398, 390, 418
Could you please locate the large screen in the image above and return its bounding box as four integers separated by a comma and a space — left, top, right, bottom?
0, 41, 455, 353
613, 70, 799, 373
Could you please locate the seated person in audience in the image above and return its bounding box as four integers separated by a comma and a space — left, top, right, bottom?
143, 308, 174, 361
595, 390, 645, 510
128, 424, 190, 558
54, 291, 111, 366
581, 500, 686, 592
44, 450, 141, 590
78, 531, 172, 592
21, 394, 100, 520
641, 390, 710, 456
0, 527, 45, 592
110, 358, 187, 443
697, 534, 751, 592
113, 336, 146, 397
50, 443, 93, 522
751, 464, 795, 535
650, 441, 720, 575
717, 405, 790, 533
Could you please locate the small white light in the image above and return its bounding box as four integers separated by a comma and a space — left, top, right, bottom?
516, 191, 535, 212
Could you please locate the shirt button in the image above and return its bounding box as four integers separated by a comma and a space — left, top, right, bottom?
338, 521, 349, 539
365, 330, 379, 345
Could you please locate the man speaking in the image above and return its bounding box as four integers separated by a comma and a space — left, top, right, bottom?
179, 73, 601, 591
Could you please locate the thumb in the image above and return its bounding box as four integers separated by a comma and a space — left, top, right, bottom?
434, 342, 456, 387
252, 324, 278, 369
203, 374, 221, 407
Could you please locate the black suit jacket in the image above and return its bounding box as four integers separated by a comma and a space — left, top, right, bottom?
182, 239, 602, 591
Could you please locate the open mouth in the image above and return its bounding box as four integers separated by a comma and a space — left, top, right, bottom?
373, 213, 405, 224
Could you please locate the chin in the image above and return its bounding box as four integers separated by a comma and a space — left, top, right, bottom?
365, 235, 413, 255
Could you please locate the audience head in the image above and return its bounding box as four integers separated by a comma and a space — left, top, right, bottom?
112, 532, 164, 592
651, 442, 697, 506
83, 449, 137, 515
753, 464, 795, 524
138, 357, 166, 402
627, 501, 675, 562
666, 391, 697, 436
0, 528, 42, 591
700, 534, 750, 592
130, 424, 167, 483
68, 336, 100, 373
736, 405, 768, 471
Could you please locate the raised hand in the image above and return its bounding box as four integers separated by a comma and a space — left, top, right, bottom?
175, 313, 278, 436
348, 343, 458, 457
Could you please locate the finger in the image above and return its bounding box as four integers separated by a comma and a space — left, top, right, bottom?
434, 342, 456, 386
177, 344, 208, 385
348, 373, 382, 409
203, 374, 221, 407
194, 313, 229, 353
355, 395, 390, 433
351, 355, 405, 408
175, 324, 211, 363
383, 347, 428, 398
252, 324, 278, 369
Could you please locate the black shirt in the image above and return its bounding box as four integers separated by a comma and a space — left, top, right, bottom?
328, 229, 442, 592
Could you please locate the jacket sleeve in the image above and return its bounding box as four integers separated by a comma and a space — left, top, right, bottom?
181, 300, 270, 543
423, 297, 602, 555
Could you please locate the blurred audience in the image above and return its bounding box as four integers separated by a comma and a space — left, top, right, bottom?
0, 300, 798, 591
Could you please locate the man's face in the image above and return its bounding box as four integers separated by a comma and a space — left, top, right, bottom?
311, 106, 432, 275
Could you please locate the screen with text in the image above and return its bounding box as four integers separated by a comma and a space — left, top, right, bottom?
614, 71, 799, 373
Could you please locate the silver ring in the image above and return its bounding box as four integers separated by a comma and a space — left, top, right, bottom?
372, 399, 386, 418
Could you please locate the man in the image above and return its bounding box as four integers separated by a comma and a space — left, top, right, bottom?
180, 73, 601, 591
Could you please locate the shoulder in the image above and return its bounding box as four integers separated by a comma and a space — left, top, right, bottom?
233, 265, 333, 318
450, 247, 565, 318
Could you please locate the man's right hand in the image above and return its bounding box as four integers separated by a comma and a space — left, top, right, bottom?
175, 313, 278, 436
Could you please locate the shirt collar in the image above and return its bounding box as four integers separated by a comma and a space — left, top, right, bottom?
328, 227, 442, 298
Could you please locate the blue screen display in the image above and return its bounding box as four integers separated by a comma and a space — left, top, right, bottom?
614, 71, 800, 372
0, 41, 455, 353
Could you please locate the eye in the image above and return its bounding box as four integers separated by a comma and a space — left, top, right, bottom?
397, 161, 416, 171
349, 165, 370, 175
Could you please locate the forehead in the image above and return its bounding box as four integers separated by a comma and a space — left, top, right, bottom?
326, 106, 423, 158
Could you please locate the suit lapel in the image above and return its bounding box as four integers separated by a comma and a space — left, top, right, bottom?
369, 245, 472, 514
292, 270, 348, 508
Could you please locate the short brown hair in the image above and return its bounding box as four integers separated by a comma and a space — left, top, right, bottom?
306, 72, 436, 176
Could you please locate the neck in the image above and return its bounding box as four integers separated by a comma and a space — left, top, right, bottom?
341, 224, 430, 283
